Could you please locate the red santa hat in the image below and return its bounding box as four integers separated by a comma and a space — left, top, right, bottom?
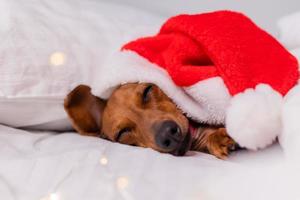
119, 11, 299, 150
122, 11, 298, 96
123, 11, 299, 149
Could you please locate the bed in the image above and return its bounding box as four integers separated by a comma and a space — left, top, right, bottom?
0, 1, 299, 200
0, 125, 290, 200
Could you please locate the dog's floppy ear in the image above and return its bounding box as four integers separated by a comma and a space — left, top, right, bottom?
64, 85, 106, 137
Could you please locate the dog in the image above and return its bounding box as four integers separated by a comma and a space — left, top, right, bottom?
64, 83, 237, 159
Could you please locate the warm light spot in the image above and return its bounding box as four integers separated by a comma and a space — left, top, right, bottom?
100, 156, 108, 165
49, 193, 60, 200
49, 52, 66, 66
41, 193, 60, 200
116, 176, 129, 190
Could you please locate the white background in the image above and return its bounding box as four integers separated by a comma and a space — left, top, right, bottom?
104, 0, 300, 35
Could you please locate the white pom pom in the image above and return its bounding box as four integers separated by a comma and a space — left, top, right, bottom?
226, 84, 283, 150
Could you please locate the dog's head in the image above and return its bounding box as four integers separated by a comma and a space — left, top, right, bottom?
64, 83, 192, 156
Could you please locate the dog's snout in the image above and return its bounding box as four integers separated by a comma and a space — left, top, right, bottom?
154, 120, 182, 151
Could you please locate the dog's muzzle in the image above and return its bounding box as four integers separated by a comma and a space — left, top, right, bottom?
154, 120, 191, 156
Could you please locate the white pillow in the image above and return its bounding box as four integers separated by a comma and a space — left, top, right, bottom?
278, 12, 300, 61
0, 0, 163, 130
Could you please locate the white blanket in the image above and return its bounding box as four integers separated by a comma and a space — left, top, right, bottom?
277, 12, 300, 163
0, 125, 298, 200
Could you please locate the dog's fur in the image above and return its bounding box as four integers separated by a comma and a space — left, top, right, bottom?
64, 83, 236, 159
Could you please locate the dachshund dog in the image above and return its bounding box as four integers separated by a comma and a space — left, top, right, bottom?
64, 83, 237, 159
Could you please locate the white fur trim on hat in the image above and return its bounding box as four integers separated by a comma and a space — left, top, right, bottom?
90, 51, 229, 124
226, 84, 283, 150
184, 78, 231, 124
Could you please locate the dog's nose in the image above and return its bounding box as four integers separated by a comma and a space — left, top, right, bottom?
154, 120, 182, 151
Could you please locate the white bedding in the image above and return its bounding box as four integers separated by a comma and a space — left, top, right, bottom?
0, 0, 163, 130
0, 124, 298, 200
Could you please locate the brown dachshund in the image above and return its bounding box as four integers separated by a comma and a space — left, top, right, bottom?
64, 83, 237, 159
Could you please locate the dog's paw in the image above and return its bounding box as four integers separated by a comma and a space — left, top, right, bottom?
207, 128, 236, 159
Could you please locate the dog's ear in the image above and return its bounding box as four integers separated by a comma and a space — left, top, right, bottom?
64, 85, 106, 137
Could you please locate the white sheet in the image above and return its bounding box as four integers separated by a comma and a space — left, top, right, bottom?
0, 124, 298, 200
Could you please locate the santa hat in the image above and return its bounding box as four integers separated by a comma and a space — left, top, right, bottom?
93, 11, 299, 150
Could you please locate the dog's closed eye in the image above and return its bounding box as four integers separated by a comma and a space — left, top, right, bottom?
142, 85, 153, 104
115, 127, 132, 141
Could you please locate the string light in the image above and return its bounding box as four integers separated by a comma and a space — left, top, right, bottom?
41, 154, 132, 199
116, 176, 129, 190
41, 193, 60, 200
100, 156, 108, 165
49, 51, 66, 66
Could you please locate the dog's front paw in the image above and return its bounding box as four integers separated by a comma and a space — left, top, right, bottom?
206, 128, 236, 159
